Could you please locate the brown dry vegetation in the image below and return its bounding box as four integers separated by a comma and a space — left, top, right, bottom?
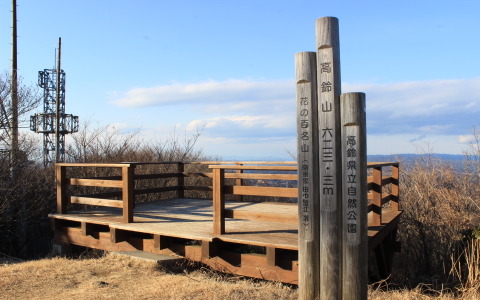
1, 252, 479, 300
0, 253, 296, 300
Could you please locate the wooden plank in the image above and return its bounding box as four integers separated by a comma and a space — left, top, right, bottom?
56, 165, 67, 214
185, 247, 298, 284
391, 164, 399, 211
197, 161, 296, 166
235, 163, 244, 202
68, 178, 123, 188
367, 162, 399, 168
177, 163, 185, 198
110, 227, 126, 244
381, 193, 395, 205
153, 234, 171, 250
50, 197, 402, 270
266, 247, 278, 266
134, 173, 182, 180
209, 165, 297, 171
81, 222, 91, 236
371, 167, 382, 226
225, 173, 298, 181
226, 186, 298, 198
225, 209, 298, 224
56, 163, 132, 167
70, 196, 123, 208
201, 240, 218, 260
122, 165, 135, 223
213, 168, 225, 235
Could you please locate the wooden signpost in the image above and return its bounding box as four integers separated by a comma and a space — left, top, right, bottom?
316, 17, 342, 300
296, 17, 368, 300
296, 51, 319, 300
341, 92, 367, 300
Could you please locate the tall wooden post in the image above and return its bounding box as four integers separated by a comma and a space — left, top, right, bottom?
295, 51, 319, 300
316, 16, 342, 299
341, 92, 367, 300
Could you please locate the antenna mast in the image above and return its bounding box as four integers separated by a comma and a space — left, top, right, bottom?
30, 38, 79, 166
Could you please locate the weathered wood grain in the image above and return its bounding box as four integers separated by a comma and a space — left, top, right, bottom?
341, 92, 367, 300
296, 51, 320, 300
70, 196, 123, 208
316, 16, 342, 300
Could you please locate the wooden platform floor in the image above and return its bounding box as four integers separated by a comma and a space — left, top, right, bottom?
50, 198, 402, 251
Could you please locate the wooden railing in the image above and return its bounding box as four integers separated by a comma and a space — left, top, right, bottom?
367, 162, 400, 226
209, 162, 399, 235
56, 162, 189, 223
56, 163, 135, 223
210, 164, 298, 235
55, 161, 399, 231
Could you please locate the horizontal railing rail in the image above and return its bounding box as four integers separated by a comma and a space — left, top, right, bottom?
56, 163, 135, 223
208, 162, 400, 234
55, 161, 399, 231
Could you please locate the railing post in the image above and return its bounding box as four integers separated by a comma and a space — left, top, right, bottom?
56, 165, 67, 214
391, 164, 399, 212
213, 168, 225, 235
122, 165, 135, 223
177, 162, 185, 199
372, 167, 382, 226
235, 162, 244, 202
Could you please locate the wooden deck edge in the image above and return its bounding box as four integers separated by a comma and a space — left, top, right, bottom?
53, 226, 298, 284
217, 235, 298, 251
185, 246, 298, 284
368, 210, 403, 251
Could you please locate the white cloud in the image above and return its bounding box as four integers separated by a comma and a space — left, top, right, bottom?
458, 135, 475, 144
346, 78, 480, 115
108, 77, 480, 156
111, 79, 294, 108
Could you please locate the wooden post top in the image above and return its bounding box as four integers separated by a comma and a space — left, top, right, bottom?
316, 17, 340, 50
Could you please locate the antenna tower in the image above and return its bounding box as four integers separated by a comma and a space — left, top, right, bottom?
30, 38, 79, 166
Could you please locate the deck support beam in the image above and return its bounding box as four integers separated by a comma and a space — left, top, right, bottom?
110, 228, 127, 244
154, 235, 172, 250
266, 247, 278, 267
81, 222, 93, 236
201, 239, 219, 260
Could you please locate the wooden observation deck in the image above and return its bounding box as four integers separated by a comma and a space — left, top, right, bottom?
50, 161, 402, 284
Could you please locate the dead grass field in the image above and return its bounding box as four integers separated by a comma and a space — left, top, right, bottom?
1, 253, 479, 300
0, 253, 296, 300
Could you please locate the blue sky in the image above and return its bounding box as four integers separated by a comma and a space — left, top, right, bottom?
1, 0, 480, 159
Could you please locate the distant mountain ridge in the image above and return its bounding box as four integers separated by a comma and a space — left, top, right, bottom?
222, 153, 466, 163
367, 153, 465, 163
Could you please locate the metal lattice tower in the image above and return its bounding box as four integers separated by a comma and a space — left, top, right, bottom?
30, 38, 79, 166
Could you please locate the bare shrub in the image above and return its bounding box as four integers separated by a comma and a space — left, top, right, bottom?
395, 153, 480, 286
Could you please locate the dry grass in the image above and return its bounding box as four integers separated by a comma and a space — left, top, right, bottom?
2, 253, 480, 300
0, 253, 296, 300
368, 286, 480, 300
